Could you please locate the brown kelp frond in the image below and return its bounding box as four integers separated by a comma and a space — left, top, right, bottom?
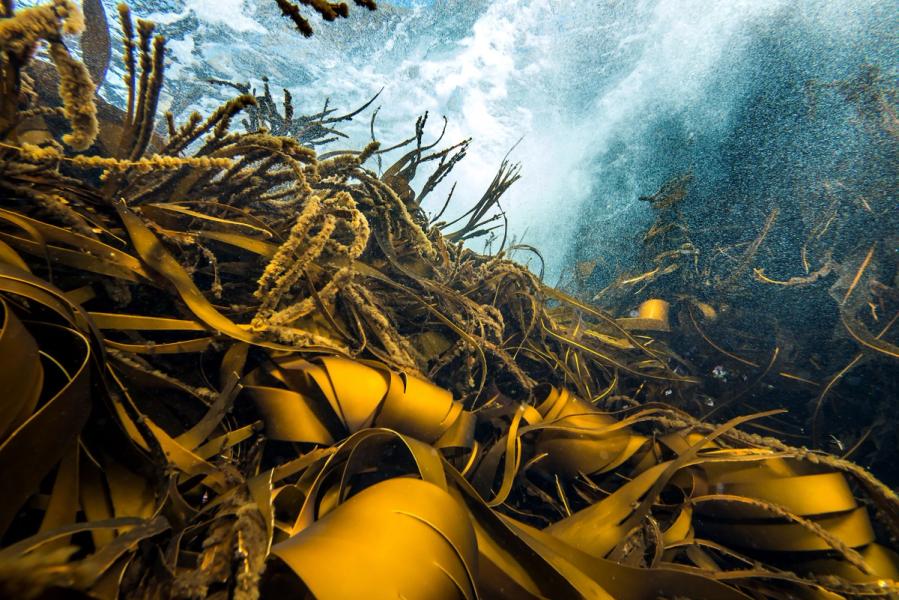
0, 0, 84, 56
640, 170, 692, 210
373, 112, 473, 218
442, 157, 521, 245
807, 64, 899, 139
280, 85, 382, 146
0, 3, 897, 599
16, 142, 233, 172
129, 28, 165, 160
592, 172, 698, 302
716, 206, 779, 290
112, 13, 166, 161
273, 0, 316, 37
117, 3, 136, 121
166, 94, 257, 155
46, 41, 98, 150
211, 76, 381, 147
79, 0, 111, 89
274, 0, 375, 38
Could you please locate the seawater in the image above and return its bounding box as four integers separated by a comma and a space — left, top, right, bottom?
57, 0, 893, 284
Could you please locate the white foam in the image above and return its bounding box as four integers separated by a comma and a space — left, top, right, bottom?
145, 0, 265, 32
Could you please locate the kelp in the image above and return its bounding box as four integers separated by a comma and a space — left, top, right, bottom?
209, 76, 382, 147
274, 0, 377, 38
0, 2, 897, 599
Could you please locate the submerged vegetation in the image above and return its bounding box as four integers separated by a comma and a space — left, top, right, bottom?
578, 65, 899, 486
0, 1, 896, 598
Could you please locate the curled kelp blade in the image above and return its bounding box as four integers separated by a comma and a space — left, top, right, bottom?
0, 298, 43, 440
0, 322, 91, 527
245, 355, 474, 447
0, 267, 97, 536
266, 478, 478, 600
450, 466, 749, 600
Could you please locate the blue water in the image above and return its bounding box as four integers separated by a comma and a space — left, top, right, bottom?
56, 0, 896, 284
9, 0, 887, 477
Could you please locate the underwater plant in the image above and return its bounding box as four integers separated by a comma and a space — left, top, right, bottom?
0, 1, 897, 598
209, 76, 382, 147
579, 84, 898, 482
274, 0, 377, 38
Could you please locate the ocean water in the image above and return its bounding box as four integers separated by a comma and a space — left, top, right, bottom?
69, 0, 895, 283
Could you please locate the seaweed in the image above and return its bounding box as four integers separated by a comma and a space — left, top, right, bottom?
209, 76, 382, 147
0, 2, 897, 599
274, 0, 377, 38
579, 65, 899, 491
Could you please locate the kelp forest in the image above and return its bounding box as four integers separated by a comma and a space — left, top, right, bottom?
0, 0, 897, 598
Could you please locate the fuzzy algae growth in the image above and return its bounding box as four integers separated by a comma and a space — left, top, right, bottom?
0, 1, 897, 598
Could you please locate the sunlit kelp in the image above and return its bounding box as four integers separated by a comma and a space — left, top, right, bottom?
0, 1, 897, 599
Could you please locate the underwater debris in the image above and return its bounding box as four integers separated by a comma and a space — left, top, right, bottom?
591, 172, 698, 303
0, 2, 897, 599
806, 64, 899, 139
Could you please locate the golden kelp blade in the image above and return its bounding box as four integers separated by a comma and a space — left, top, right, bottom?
245, 356, 474, 447
616, 298, 671, 332
451, 465, 749, 600
267, 478, 477, 599
0, 279, 93, 536
0, 298, 43, 441
531, 385, 648, 476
